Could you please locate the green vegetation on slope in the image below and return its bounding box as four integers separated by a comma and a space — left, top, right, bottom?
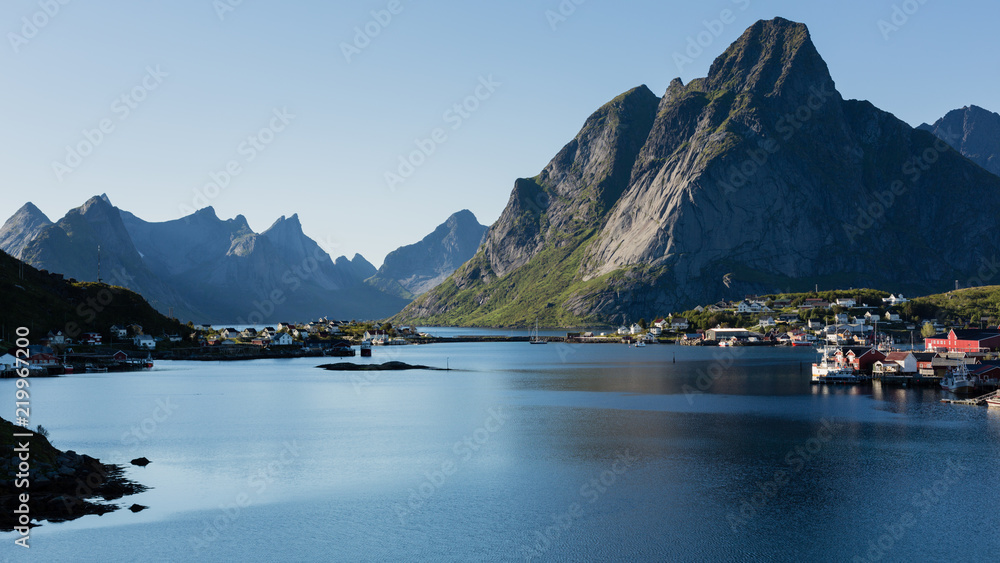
0, 250, 189, 345
394, 231, 622, 328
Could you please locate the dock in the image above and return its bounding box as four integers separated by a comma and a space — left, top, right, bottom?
940, 389, 1000, 406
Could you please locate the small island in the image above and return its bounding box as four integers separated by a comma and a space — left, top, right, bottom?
317, 361, 447, 371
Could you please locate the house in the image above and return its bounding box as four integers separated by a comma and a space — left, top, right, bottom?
221, 328, 240, 339
833, 347, 886, 372
759, 316, 776, 328
167, 334, 183, 343
134, 334, 156, 350
110, 325, 128, 338
617, 326, 629, 335
364, 330, 389, 343
630, 323, 643, 335
80, 332, 103, 345
251, 338, 271, 347
241, 328, 258, 338
778, 313, 800, 324
884, 312, 901, 322
771, 299, 792, 309
804, 299, 830, 309
913, 352, 938, 376
262, 327, 277, 337
0, 353, 17, 370
271, 332, 294, 346
649, 327, 662, 336
924, 328, 1000, 353
864, 311, 881, 324
736, 301, 757, 314
807, 320, 823, 330
28, 352, 59, 367
835, 313, 849, 324
670, 317, 689, 331
693, 306, 705, 313
835, 298, 857, 308
706, 328, 751, 341
877, 351, 918, 374
883, 294, 908, 306
654, 318, 668, 329
970, 363, 1000, 383
277, 323, 297, 333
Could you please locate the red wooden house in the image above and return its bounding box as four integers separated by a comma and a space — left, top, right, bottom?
924, 328, 1000, 353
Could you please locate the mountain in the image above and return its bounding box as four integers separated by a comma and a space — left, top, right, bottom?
367, 210, 488, 299
119, 208, 408, 322
918, 105, 1000, 177
1, 198, 410, 323
6, 195, 200, 319
396, 17, 1000, 327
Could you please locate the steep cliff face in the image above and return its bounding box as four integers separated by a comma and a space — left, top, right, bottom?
397, 18, 1000, 327
0, 202, 52, 259
919, 105, 1000, 177
369, 210, 488, 297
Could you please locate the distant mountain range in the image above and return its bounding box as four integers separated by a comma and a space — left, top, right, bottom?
0, 196, 486, 323
919, 105, 1000, 178
395, 17, 1000, 327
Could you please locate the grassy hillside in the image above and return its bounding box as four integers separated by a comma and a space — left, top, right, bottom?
906, 286, 1000, 326
0, 250, 190, 345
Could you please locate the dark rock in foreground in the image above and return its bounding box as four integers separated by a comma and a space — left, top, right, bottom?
0, 416, 148, 531
130, 457, 150, 467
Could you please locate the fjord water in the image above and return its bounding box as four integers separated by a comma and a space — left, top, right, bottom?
4, 343, 1000, 562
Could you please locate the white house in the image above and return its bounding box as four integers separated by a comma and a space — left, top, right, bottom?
0, 353, 17, 370
835, 313, 849, 324
670, 317, 689, 331
885, 312, 901, 322
221, 328, 240, 339
272, 332, 294, 346
736, 301, 753, 314
759, 316, 776, 328
617, 326, 629, 335
865, 311, 881, 324
882, 294, 908, 306
110, 325, 128, 338
835, 298, 857, 308
649, 327, 662, 336
629, 323, 643, 335
134, 334, 156, 350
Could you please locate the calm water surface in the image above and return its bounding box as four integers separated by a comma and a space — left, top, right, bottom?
2, 343, 999, 562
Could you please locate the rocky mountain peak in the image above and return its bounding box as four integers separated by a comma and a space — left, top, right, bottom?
705, 17, 832, 99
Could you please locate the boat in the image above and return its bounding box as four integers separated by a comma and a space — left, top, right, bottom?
360, 340, 372, 357
634, 341, 646, 348
940, 363, 977, 393
811, 346, 862, 383
529, 321, 547, 344
987, 395, 1000, 408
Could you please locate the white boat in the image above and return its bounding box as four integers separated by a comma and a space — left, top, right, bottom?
940, 363, 977, 393
634, 341, 646, 348
987, 396, 1000, 408
811, 346, 861, 383
529, 321, 546, 344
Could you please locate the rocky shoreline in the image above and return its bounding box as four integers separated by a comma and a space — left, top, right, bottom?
0, 417, 147, 532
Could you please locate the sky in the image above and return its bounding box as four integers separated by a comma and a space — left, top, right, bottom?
2, 0, 998, 267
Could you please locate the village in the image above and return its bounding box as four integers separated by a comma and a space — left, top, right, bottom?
0, 319, 422, 376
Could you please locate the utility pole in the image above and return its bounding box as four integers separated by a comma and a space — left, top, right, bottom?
97, 245, 103, 284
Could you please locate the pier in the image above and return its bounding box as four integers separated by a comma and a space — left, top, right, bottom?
940, 389, 1000, 406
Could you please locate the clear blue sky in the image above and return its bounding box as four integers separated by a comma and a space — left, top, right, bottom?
2, 0, 997, 266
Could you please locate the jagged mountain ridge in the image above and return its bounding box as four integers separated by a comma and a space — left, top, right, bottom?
367, 210, 488, 298
919, 105, 1000, 177
1, 197, 409, 322
396, 17, 1000, 327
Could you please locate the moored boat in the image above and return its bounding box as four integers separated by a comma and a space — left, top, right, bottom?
940, 363, 977, 393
